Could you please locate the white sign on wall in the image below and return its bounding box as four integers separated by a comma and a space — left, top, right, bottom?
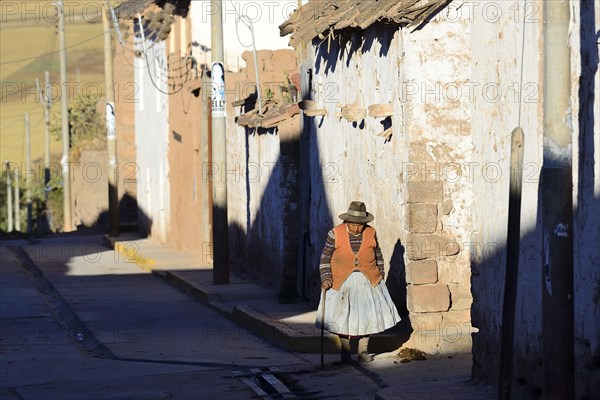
211, 62, 226, 117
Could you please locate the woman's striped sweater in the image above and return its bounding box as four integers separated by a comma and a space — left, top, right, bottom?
319, 226, 385, 286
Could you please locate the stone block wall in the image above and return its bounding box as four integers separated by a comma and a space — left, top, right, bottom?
397, 11, 474, 353
402, 173, 472, 353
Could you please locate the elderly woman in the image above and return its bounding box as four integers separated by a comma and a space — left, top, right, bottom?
316, 201, 400, 363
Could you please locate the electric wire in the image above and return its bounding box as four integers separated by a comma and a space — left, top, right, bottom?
517, 0, 527, 127
229, 0, 254, 49
0, 32, 105, 65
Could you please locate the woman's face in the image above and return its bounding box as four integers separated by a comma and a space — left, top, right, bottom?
347, 222, 365, 235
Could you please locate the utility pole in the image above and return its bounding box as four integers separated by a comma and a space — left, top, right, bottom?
25, 113, 32, 235
103, 0, 119, 237
541, 0, 574, 399
58, 0, 73, 232
211, 0, 229, 284
37, 71, 52, 187
5, 161, 13, 232
14, 169, 20, 232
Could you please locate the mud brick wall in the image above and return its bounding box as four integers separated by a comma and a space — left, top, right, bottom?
225, 50, 300, 296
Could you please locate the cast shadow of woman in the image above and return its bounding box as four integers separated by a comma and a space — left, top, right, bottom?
386, 239, 412, 335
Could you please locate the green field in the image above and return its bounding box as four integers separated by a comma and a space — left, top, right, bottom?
1, 1, 106, 166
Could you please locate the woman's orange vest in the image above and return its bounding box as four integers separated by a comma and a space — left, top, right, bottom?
330, 224, 382, 290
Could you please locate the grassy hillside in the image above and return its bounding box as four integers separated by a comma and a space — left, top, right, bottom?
1, 1, 106, 166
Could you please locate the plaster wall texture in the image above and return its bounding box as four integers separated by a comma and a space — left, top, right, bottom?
469, 0, 544, 394
166, 47, 207, 257
189, 0, 304, 288
302, 23, 407, 289
134, 39, 171, 243
224, 50, 299, 291
468, 1, 600, 398
570, 2, 600, 398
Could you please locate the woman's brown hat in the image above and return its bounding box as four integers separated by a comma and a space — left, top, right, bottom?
338, 201, 374, 223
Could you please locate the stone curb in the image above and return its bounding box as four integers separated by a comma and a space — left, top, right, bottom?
101, 234, 409, 355
162, 270, 341, 354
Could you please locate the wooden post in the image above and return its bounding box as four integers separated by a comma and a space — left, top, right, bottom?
14, 169, 20, 232
104, 0, 120, 237
498, 127, 524, 400
5, 161, 13, 232
25, 113, 32, 235
58, 0, 73, 232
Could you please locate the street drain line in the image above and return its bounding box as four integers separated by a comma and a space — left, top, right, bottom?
233, 367, 297, 399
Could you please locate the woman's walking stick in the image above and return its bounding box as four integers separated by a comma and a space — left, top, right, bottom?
320, 288, 326, 370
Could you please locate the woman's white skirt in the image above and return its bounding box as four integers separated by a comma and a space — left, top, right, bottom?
315, 271, 401, 336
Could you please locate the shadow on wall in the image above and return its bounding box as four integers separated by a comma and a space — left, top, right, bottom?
314, 22, 395, 75
227, 120, 328, 304
226, 70, 338, 305
388, 240, 409, 318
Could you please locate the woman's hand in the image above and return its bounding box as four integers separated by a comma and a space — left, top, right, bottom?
321, 280, 332, 290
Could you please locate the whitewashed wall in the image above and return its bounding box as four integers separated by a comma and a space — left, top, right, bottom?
301, 24, 409, 301
134, 40, 170, 242
470, 0, 600, 398
226, 120, 284, 281
469, 0, 544, 394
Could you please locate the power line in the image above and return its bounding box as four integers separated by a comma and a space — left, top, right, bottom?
0, 31, 105, 65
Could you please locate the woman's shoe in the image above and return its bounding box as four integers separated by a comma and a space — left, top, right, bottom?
358, 351, 374, 362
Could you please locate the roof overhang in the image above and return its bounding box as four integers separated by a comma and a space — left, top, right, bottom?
279, 0, 453, 48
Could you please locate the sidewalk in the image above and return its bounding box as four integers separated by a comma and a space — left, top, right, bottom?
103, 233, 495, 400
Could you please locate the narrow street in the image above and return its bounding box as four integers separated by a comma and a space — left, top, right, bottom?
0, 236, 385, 400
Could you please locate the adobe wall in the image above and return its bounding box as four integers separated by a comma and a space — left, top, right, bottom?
225, 49, 299, 295
112, 24, 138, 225
166, 15, 209, 259
71, 148, 108, 228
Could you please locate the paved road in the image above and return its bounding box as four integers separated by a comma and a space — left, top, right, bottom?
1, 237, 384, 399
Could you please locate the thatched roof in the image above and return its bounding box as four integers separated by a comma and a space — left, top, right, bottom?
279, 0, 452, 47
114, 0, 154, 19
